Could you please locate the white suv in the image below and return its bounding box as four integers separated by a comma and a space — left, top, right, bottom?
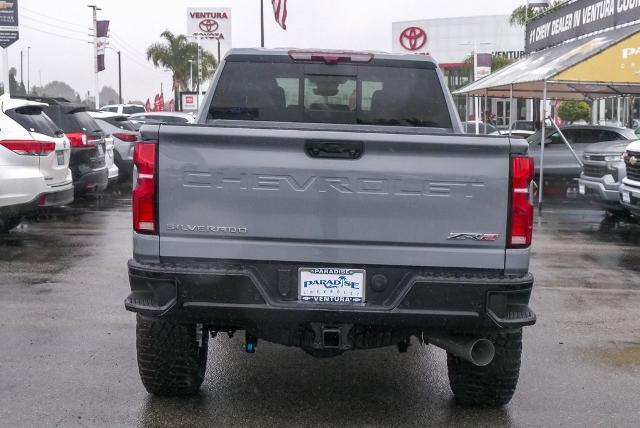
99, 104, 147, 115
0, 95, 74, 232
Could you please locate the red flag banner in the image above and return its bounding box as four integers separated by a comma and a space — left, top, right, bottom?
154, 94, 160, 112
159, 93, 165, 112
145, 98, 151, 112
271, 0, 287, 30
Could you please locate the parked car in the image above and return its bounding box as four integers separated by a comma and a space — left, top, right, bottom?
510, 120, 536, 132
125, 48, 536, 406
527, 125, 637, 179
89, 112, 139, 180
104, 135, 119, 185
99, 103, 147, 115
578, 140, 633, 214
620, 141, 640, 216
17, 97, 109, 194
0, 95, 73, 232
128, 111, 195, 128
462, 121, 498, 134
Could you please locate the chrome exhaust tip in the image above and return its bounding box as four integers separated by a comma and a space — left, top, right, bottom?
427, 335, 495, 367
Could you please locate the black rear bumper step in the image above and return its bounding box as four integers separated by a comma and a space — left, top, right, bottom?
126, 259, 535, 332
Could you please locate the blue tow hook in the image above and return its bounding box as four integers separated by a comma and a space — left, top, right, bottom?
244, 334, 257, 353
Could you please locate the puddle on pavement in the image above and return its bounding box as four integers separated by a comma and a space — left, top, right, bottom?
590, 341, 640, 368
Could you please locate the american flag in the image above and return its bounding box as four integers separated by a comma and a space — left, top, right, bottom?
271, 0, 288, 30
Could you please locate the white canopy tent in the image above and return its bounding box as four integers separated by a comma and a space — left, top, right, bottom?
454, 23, 640, 207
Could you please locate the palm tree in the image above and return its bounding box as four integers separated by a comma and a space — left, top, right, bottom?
146, 30, 218, 106
509, 1, 568, 26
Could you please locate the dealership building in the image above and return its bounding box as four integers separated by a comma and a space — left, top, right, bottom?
392, 15, 532, 126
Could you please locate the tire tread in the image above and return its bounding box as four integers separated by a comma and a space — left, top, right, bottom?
135, 315, 208, 396
446, 330, 522, 407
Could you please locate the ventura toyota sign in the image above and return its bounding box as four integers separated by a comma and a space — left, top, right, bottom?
186, 7, 231, 59
392, 16, 524, 64
526, 0, 640, 53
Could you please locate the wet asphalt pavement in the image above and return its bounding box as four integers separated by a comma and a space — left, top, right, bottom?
1, 186, 639, 428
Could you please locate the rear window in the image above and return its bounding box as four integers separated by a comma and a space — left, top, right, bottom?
209, 61, 452, 128
6, 106, 61, 138
101, 116, 137, 131
58, 110, 101, 134
513, 122, 534, 131
123, 106, 146, 114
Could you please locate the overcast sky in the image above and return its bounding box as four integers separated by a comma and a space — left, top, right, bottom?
13, 0, 527, 102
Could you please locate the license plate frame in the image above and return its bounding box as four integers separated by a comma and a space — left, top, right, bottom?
56, 150, 65, 166
623, 191, 631, 204
298, 267, 365, 304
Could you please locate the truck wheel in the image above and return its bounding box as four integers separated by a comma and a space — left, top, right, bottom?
446, 330, 522, 407
0, 215, 21, 233
136, 315, 209, 396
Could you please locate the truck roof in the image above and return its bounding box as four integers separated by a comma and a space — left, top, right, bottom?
224, 48, 439, 67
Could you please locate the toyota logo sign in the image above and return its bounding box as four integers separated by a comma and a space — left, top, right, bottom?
399, 27, 427, 51
199, 19, 219, 32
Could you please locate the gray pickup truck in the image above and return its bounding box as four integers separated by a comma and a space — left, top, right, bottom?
578, 140, 631, 215
125, 49, 536, 407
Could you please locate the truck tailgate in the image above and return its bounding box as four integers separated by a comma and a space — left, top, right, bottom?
157, 124, 510, 269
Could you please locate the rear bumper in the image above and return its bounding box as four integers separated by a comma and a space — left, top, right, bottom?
73, 167, 108, 193
126, 259, 535, 333
108, 163, 119, 181
0, 186, 74, 217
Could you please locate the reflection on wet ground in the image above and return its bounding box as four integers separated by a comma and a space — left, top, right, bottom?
0, 188, 639, 427
590, 341, 640, 368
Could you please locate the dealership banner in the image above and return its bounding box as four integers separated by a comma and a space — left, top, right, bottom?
96, 20, 109, 72
186, 8, 231, 61
526, 0, 640, 53
0, 0, 18, 48
474, 53, 492, 81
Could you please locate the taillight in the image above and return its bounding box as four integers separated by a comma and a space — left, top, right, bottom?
288, 50, 373, 64
66, 132, 89, 147
0, 140, 56, 156
133, 142, 157, 234
113, 133, 138, 143
508, 156, 535, 248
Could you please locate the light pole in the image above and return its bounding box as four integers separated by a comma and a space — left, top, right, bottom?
106, 46, 122, 104
459, 41, 491, 135
188, 59, 194, 91
217, 37, 221, 66
88, 5, 102, 109
27, 46, 30, 94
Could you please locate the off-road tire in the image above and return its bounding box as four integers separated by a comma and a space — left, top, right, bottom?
446, 330, 522, 407
0, 215, 21, 233
136, 315, 209, 396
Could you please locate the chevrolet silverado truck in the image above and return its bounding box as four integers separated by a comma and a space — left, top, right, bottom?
125, 48, 536, 407
621, 141, 640, 216
578, 140, 632, 216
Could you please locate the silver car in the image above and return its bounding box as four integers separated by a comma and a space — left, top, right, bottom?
89, 112, 139, 180
128, 112, 195, 129
527, 125, 637, 179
